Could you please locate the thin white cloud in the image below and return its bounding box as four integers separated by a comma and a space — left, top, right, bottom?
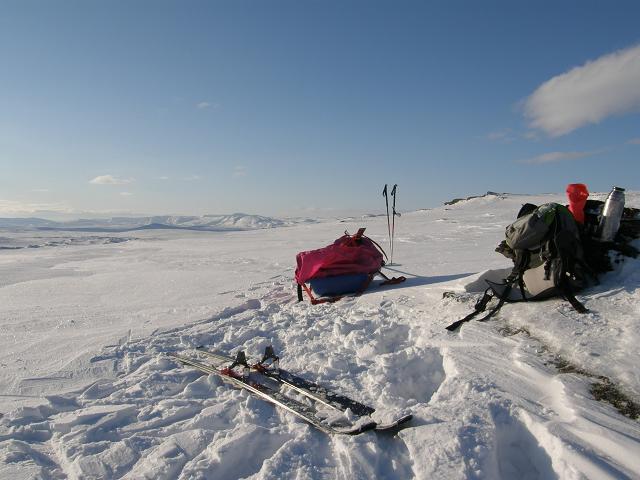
196, 101, 219, 110
519, 150, 599, 165
31, 188, 50, 193
0, 199, 72, 216
183, 174, 202, 181
0, 199, 152, 220
90, 175, 134, 185
524, 44, 640, 137
158, 176, 170, 180
233, 166, 248, 177
627, 138, 640, 145
486, 129, 515, 142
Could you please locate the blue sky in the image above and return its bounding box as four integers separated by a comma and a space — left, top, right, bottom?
1, 1, 639, 219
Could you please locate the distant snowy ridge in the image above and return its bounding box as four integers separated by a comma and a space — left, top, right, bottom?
0, 213, 296, 232
444, 191, 504, 205
0, 217, 59, 228
444, 189, 639, 207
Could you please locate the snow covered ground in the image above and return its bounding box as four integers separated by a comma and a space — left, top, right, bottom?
1, 192, 639, 479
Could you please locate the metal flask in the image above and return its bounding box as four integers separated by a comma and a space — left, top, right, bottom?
599, 186, 626, 242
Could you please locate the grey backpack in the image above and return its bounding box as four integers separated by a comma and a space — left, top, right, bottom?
492, 202, 589, 302
446, 202, 591, 331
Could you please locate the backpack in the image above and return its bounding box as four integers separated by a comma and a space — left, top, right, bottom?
446, 202, 593, 331
295, 228, 406, 304
492, 202, 591, 303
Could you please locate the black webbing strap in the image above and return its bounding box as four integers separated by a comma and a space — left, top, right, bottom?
476, 289, 510, 323
446, 288, 495, 331
378, 270, 407, 285
258, 346, 279, 366
561, 284, 589, 314
228, 351, 249, 370
518, 276, 527, 302
445, 282, 514, 332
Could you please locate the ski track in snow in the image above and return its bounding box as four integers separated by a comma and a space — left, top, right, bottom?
1, 193, 640, 479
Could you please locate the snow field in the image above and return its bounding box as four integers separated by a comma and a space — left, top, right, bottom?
1, 192, 639, 479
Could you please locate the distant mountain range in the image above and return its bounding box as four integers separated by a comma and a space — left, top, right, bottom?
0, 213, 294, 232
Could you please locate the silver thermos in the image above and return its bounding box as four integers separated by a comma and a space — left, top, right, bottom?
599, 186, 625, 242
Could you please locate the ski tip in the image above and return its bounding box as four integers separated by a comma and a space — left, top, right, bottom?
375, 414, 413, 432
354, 421, 379, 435
396, 413, 413, 424
359, 421, 379, 434
332, 420, 378, 435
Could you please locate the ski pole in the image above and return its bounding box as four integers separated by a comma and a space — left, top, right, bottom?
383, 184, 391, 259
390, 184, 398, 265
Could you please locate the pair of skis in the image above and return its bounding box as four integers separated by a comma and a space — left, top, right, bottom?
169, 346, 412, 435
382, 184, 400, 265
